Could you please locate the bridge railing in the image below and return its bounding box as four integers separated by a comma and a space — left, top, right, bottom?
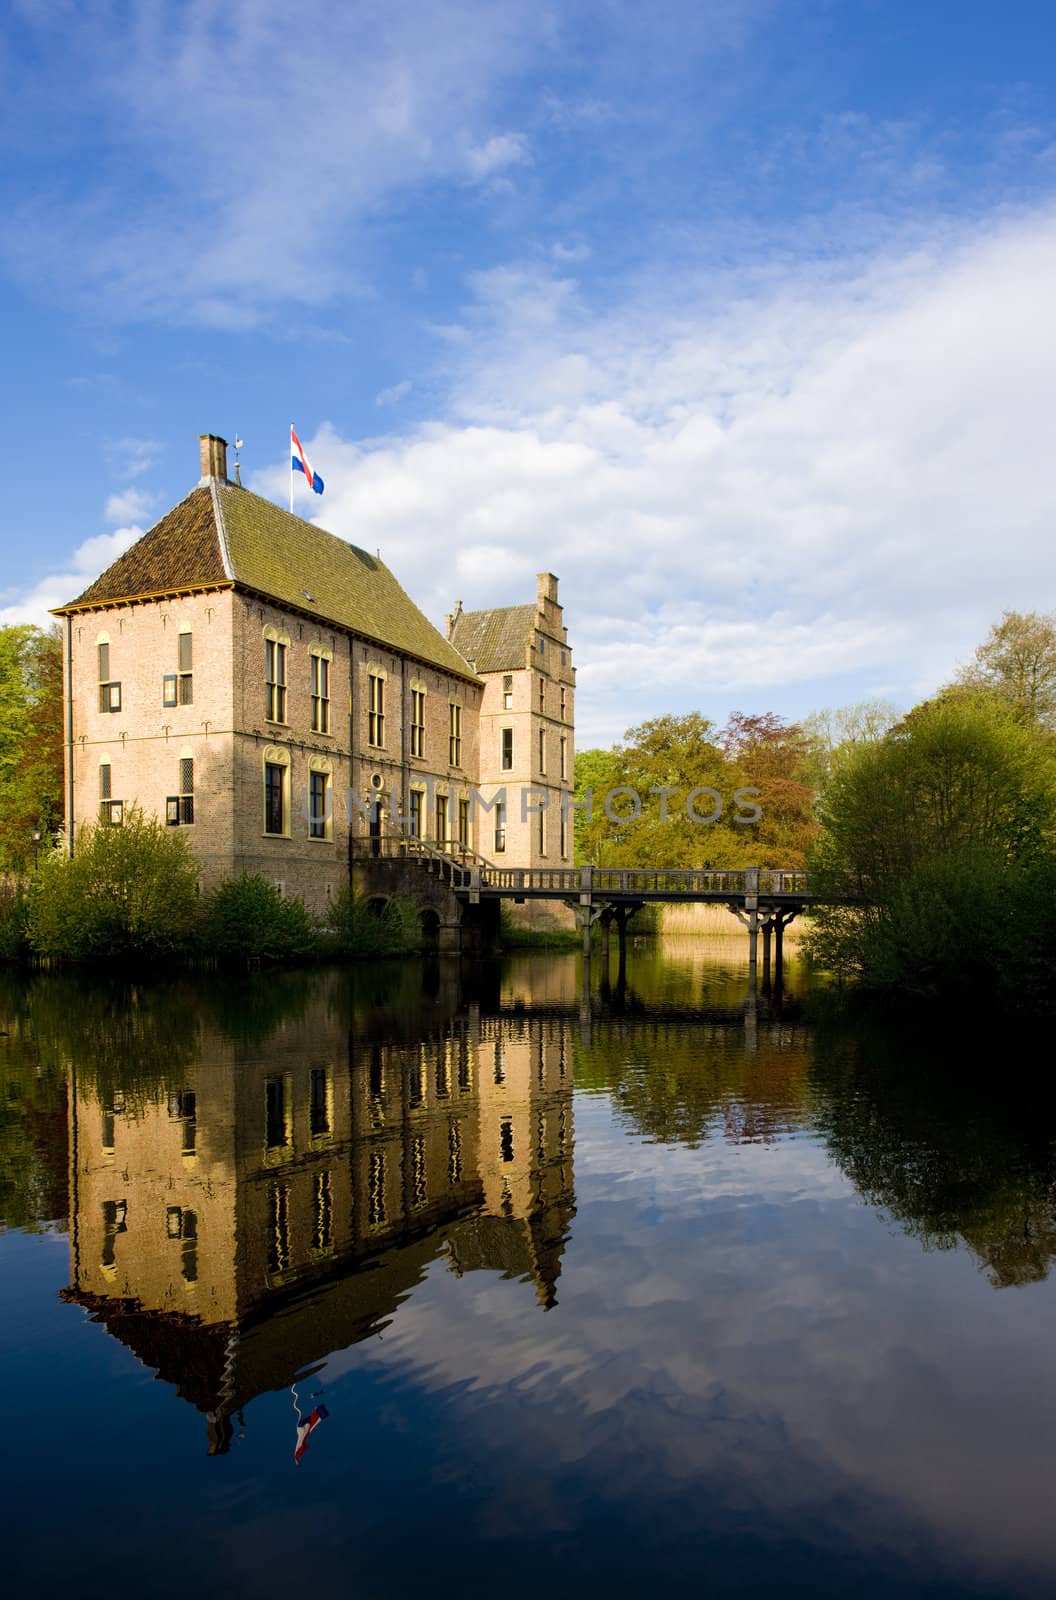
471, 865, 818, 897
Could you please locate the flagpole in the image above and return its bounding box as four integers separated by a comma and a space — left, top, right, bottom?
289, 424, 294, 514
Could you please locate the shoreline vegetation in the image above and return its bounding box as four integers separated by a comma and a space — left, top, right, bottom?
2, 610, 1055, 1009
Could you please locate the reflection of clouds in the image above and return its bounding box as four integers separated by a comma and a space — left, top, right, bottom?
325, 1119, 1056, 1587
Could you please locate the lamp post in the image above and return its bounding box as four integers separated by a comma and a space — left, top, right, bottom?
32, 830, 42, 870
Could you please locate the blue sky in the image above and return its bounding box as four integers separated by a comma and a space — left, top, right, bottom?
3, 0, 1056, 744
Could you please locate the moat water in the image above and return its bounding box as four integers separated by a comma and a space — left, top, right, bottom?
2, 946, 1055, 1598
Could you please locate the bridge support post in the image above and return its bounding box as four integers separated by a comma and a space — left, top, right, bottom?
745, 867, 760, 984
761, 917, 772, 990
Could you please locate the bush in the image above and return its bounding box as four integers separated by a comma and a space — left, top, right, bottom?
28, 810, 199, 964
200, 874, 318, 963
325, 887, 418, 957
807, 692, 1056, 1009
0, 888, 30, 962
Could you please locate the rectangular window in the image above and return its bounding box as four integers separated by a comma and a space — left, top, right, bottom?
368, 673, 384, 747
501, 727, 513, 770
268, 1184, 290, 1274
265, 639, 287, 722
503, 673, 513, 710
408, 789, 423, 839
265, 1077, 287, 1149
98, 642, 109, 681
309, 770, 328, 839
539, 676, 545, 713
310, 1068, 330, 1136
539, 727, 546, 774
537, 636, 545, 657
560, 687, 567, 721
368, 1150, 386, 1226
180, 1209, 198, 1282
410, 687, 425, 758
449, 702, 462, 767
167, 787, 194, 824
312, 1171, 333, 1252
177, 632, 193, 705
494, 800, 506, 854
265, 762, 285, 835
311, 654, 330, 733
411, 1134, 427, 1208
99, 681, 122, 713
538, 805, 546, 855
99, 764, 111, 800
448, 1118, 463, 1185
102, 800, 123, 826
458, 797, 470, 848
163, 675, 178, 707
435, 792, 448, 845
560, 735, 567, 780
560, 806, 568, 860
180, 756, 194, 824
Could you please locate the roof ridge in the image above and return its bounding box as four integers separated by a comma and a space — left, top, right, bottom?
210, 480, 234, 580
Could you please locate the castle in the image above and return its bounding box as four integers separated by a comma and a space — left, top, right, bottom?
54, 434, 575, 918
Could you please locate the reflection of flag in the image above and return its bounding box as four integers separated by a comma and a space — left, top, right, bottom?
294, 1403, 329, 1464
291, 425, 324, 495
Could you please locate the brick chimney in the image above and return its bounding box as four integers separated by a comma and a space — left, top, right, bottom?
537, 572, 558, 606
199, 434, 228, 482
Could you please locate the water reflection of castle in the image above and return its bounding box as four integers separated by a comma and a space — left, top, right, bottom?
65, 1010, 575, 1453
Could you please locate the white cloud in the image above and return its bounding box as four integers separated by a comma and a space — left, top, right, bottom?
104, 487, 156, 525
253, 204, 1056, 745
375, 380, 412, 408
0, 525, 142, 627
104, 436, 161, 479
3, 0, 552, 324
463, 131, 529, 180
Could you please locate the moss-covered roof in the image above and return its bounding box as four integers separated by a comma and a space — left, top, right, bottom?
448, 603, 536, 672
57, 481, 479, 683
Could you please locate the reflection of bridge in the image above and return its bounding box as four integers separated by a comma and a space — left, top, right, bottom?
354, 839, 848, 973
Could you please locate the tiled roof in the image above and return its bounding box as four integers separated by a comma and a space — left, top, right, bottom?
67, 488, 228, 606
57, 481, 479, 683
448, 604, 536, 672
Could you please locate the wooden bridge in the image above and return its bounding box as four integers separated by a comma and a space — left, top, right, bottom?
351, 838, 850, 976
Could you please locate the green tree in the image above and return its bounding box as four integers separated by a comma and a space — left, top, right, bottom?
957, 609, 1056, 731
28, 807, 200, 963
0, 624, 64, 873
808, 692, 1056, 1001
802, 699, 901, 791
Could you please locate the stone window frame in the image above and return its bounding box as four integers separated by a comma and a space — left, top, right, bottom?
264, 625, 291, 725
308, 753, 334, 842
409, 676, 426, 759
262, 744, 291, 838
367, 661, 387, 749
309, 643, 333, 736
448, 697, 463, 768
407, 781, 426, 839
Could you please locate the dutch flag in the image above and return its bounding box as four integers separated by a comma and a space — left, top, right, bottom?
294, 1403, 329, 1464
291, 425, 324, 495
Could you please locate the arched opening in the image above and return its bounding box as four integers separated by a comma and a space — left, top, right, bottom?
419, 907, 441, 952
367, 897, 388, 918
